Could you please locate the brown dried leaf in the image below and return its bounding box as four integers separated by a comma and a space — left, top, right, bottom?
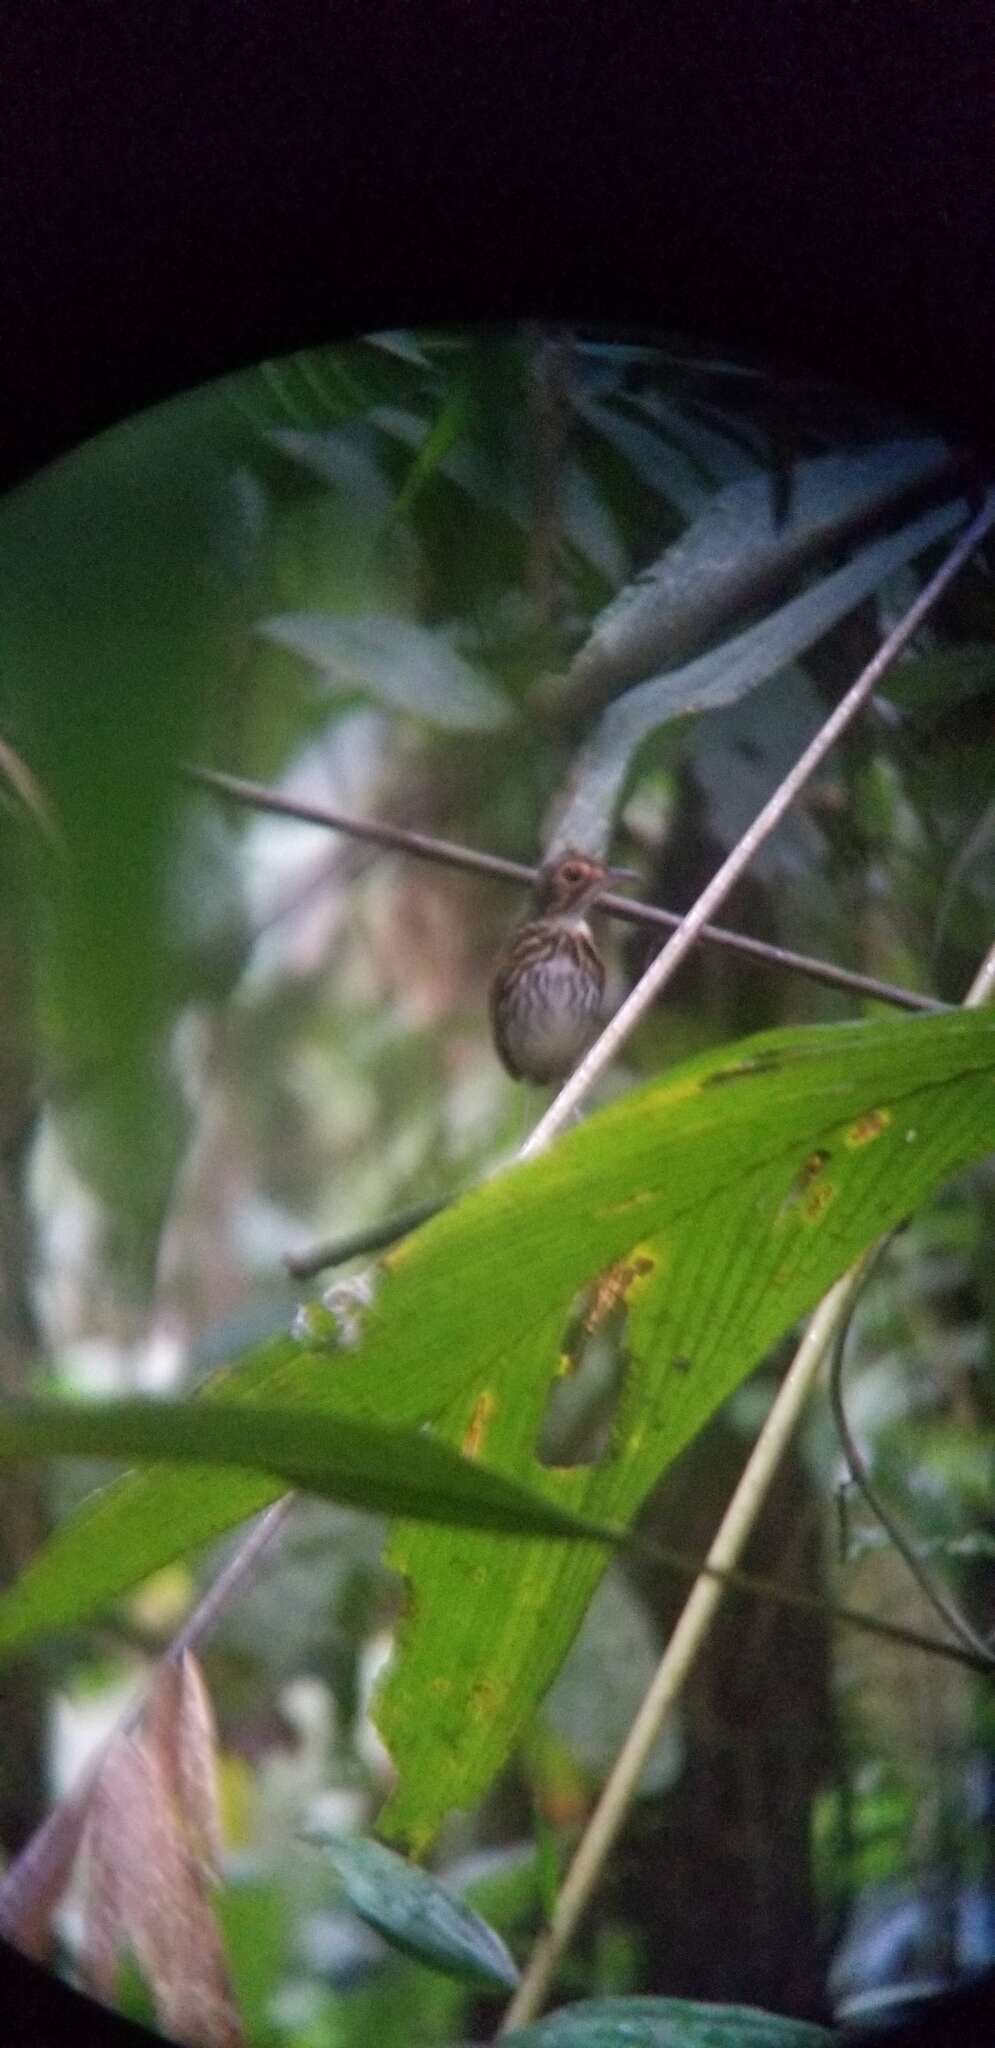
145, 1653, 224, 1879
81, 1764, 127, 2002
82, 1734, 242, 2048
0, 1787, 91, 1960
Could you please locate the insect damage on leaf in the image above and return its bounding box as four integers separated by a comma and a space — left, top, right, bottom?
541, 1251, 657, 1470
775, 1149, 835, 1227
581, 1252, 657, 1330
845, 1105, 893, 1146
462, 1390, 498, 1459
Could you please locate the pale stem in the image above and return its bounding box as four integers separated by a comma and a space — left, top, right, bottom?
497, 1275, 862, 2033
500, 504, 995, 2032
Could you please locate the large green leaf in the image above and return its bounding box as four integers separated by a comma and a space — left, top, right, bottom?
2, 1010, 995, 1839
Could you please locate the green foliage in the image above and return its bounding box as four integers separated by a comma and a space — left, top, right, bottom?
2, 1010, 995, 1847
501, 1997, 832, 2046
302, 1826, 520, 1989
216, 1878, 290, 2048
6, 326, 995, 2037
0, 1395, 624, 1549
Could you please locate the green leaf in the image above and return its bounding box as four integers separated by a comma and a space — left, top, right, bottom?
547, 436, 952, 721
3, 1010, 995, 1835
389, 384, 473, 522
551, 496, 966, 854
0, 402, 243, 1267
302, 1827, 520, 1990
257, 612, 512, 731
501, 1995, 832, 2046
0, 1398, 620, 1545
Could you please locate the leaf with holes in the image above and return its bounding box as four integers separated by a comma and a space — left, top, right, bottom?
2, 1011, 995, 1848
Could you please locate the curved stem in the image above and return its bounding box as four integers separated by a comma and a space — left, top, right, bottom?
829, 1258, 995, 1668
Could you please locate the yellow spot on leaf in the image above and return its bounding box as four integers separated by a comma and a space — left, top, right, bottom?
845, 1106, 893, 1148
802, 1180, 836, 1224
462, 1390, 497, 1460
580, 1245, 658, 1335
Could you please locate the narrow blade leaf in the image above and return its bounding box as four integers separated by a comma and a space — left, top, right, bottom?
545, 436, 953, 721
551, 497, 965, 854
0, 1400, 620, 1552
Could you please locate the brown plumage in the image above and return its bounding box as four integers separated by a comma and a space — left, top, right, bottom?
489, 850, 633, 1083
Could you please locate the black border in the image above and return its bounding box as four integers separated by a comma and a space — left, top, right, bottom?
3, 1, 995, 490
3, 4, 995, 2042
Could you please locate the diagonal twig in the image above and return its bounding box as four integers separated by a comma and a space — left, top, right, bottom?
285, 1198, 446, 1280
829, 1240, 995, 1667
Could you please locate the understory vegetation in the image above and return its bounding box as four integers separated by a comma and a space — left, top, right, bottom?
0, 328, 994, 2047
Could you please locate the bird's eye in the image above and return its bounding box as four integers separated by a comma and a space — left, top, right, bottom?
560, 861, 585, 883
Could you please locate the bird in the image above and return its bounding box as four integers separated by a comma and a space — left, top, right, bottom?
489, 849, 638, 1084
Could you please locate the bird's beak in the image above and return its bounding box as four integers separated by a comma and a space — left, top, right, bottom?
604, 866, 641, 890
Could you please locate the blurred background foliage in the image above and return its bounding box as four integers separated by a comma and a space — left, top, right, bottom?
1, 326, 995, 2042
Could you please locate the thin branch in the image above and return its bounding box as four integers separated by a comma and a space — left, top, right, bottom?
149, 1495, 295, 1680
285, 1198, 446, 1280
828, 1244, 995, 1667
499, 494, 995, 2033
186, 765, 945, 1018
827, 931, 995, 1671
636, 1526, 992, 1674
519, 491, 995, 1162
